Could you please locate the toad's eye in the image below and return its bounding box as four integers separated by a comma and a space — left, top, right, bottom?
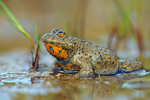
56, 30, 66, 37
51, 29, 59, 34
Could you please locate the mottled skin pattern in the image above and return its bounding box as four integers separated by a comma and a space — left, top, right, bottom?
42, 29, 144, 78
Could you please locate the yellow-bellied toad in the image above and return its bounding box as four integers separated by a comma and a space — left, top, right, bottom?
42, 29, 143, 78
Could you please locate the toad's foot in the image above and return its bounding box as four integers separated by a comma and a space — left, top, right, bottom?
119, 57, 144, 73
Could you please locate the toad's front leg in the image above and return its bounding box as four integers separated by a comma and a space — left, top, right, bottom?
52, 60, 80, 74
74, 58, 96, 78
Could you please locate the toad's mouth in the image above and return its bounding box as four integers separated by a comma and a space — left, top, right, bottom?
42, 41, 54, 44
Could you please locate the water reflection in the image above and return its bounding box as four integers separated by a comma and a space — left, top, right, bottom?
0, 72, 122, 100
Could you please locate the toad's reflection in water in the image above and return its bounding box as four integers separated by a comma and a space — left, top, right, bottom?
40, 71, 150, 100
40, 76, 122, 100
0, 72, 150, 100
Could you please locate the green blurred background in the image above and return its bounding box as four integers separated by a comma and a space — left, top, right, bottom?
0, 0, 150, 57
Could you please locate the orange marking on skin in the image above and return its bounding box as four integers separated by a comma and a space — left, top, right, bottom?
55, 63, 80, 71
62, 65, 67, 70
55, 63, 67, 70
56, 63, 61, 68
44, 43, 68, 59
66, 64, 80, 71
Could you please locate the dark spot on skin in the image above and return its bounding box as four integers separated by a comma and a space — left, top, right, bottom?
50, 42, 54, 44
43, 41, 49, 44
70, 66, 76, 71
49, 46, 54, 53
80, 40, 86, 43
112, 61, 114, 64
89, 56, 92, 59
97, 61, 100, 64
103, 71, 107, 73
104, 62, 107, 65
100, 55, 103, 60
59, 50, 62, 53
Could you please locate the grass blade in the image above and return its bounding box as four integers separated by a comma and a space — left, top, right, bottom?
99, 74, 102, 83
0, 0, 36, 51
0, 0, 41, 70
0, 9, 21, 32
33, 23, 40, 70
35, 23, 40, 49
115, 0, 133, 37
0, 0, 32, 40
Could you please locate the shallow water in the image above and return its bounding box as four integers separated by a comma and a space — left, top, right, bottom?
0, 51, 150, 100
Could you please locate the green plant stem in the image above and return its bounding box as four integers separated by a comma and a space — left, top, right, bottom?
0, 1, 31, 39
35, 23, 40, 50
0, 9, 20, 31
0, 0, 36, 51
99, 74, 102, 83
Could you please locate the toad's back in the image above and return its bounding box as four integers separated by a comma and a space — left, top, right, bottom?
42, 29, 143, 77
